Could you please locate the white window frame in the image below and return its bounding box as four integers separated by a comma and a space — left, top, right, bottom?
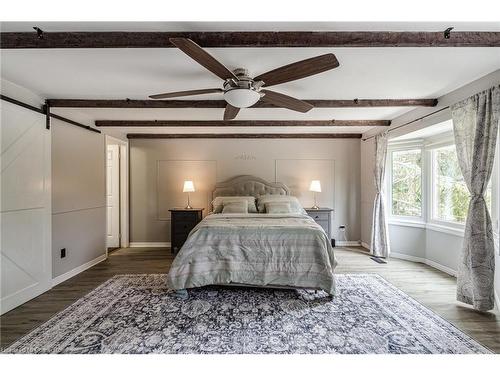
387, 140, 425, 226
427, 139, 467, 232
387, 125, 500, 240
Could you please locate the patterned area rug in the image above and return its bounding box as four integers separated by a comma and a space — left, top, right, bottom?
4, 274, 490, 354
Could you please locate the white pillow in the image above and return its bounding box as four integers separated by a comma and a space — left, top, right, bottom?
222, 201, 248, 214
257, 195, 306, 214
212, 196, 258, 213
264, 201, 291, 214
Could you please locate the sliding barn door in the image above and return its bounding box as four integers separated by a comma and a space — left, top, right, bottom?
106, 144, 120, 248
1, 100, 52, 314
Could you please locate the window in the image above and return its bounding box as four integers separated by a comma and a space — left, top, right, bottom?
388, 121, 498, 238
391, 149, 422, 217
432, 144, 491, 224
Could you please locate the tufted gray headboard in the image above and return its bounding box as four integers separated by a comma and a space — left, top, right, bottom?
212, 175, 290, 200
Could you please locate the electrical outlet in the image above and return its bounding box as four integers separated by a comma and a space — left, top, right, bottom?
60, 248, 66, 258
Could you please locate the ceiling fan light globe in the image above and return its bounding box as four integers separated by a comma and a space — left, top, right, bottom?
223, 88, 261, 108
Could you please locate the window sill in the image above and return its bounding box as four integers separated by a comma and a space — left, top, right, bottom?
388, 219, 426, 229
389, 219, 465, 237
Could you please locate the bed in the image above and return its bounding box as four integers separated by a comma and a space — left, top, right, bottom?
166, 175, 337, 296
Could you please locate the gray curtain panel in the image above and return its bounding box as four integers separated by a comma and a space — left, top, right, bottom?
451, 85, 499, 311
371, 132, 390, 258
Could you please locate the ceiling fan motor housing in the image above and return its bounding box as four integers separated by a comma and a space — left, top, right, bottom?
233, 68, 250, 78
224, 68, 264, 90
221, 68, 263, 108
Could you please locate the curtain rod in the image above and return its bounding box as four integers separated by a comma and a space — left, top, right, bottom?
362, 106, 450, 141
1, 94, 101, 134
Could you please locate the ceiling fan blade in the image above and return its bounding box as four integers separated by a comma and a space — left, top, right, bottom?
170, 38, 238, 81
254, 54, 339, 87
223, 104, 240, 120
260, 90, 314, 113
149, 88, 222, 100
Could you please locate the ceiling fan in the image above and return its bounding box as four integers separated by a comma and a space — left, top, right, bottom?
149, 38, 340, 120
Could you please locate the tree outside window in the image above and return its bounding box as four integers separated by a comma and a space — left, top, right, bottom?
433, 145, 491, 223
391, 149, 422, 217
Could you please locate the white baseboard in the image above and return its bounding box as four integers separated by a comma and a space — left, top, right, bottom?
390, 252, 425, 263
336, 240, 361, 247
425, 259, 457, 277
361, 241, 371, 251
391, 252, 457, 277
52, 254, 107, 287
129, 242, 170, 248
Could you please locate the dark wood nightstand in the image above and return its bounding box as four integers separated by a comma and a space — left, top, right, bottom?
305, 208, 334, 246
169, 208, 204, 254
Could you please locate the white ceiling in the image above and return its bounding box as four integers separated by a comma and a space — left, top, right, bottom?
1, 22, 499, 136
3, 47, 500, 102
3, 21, 500, 32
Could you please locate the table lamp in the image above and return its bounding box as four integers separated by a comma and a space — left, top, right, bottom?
183, 180, 195, 209
309, 180, 321, 210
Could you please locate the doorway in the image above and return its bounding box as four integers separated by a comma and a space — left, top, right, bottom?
105, 136, 129, 252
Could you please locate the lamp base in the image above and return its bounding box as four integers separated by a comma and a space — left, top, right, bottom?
185, 192, 192, 209
311, 205, 320, 210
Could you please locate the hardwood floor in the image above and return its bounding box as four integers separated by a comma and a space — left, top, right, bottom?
1, 246, 499, 352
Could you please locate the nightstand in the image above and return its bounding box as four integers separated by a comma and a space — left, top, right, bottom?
169, 208, 204, 254
305, 208, 334, 247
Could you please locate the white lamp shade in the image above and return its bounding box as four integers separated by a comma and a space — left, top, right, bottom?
223, 88, 261, 108
183, 180, 195, 193
309, 180, 322, 193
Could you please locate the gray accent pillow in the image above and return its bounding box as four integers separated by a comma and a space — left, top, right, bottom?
264, 202, 291, 214
257, 195, 306, 214
222, 201, 248, 214
212, 196, 257, 213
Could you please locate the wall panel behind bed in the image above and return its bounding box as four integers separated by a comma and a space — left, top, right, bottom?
129, 139, 360, 245
276, 159, 335, 230
157, 160, 217, 220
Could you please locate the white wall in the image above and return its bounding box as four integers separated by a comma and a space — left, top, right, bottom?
387, 224, 461, 275
388, 224, 426, 259
1, 80, 52, 313
130, 138, 361, 244
425, 229, 462, 273
1, 78, 108, 311
51, 119, 106, 281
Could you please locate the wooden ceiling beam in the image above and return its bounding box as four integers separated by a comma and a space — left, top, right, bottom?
96, 120, 390, 127
48, 98, 438, 108
2, 31, 499, 49
127, 133, 363, 139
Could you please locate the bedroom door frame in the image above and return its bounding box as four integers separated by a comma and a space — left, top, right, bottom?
105, 135, 129, 250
